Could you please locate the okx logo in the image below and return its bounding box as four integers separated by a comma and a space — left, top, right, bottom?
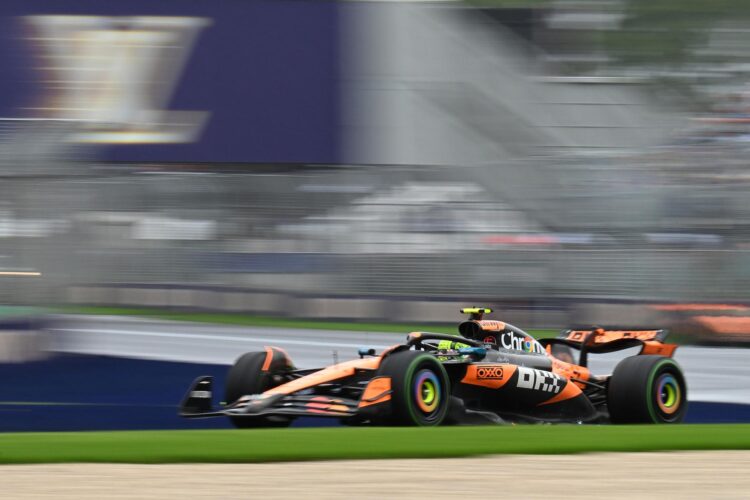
24, 15, 211, 144
516, 367, 564, 394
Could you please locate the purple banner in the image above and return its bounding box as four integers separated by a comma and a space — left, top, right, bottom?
0, 0, 340, 163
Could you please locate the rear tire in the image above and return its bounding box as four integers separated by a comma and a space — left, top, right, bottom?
608, 355, 687, 424
225, 351, 293, 428
377, 350, 450, 426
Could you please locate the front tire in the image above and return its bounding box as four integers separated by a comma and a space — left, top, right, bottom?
608, 355, 687, 424
225, 351, 293, 428
377, 350, 450, 426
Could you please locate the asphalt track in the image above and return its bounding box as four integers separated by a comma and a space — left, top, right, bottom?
0, 315, 747, 431
49, 315, 750, 404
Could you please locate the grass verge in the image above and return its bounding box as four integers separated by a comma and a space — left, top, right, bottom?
51, 305, 557, 337
1, 425, 749, 464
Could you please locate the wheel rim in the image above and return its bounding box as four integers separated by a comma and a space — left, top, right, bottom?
413, 369, 441, 417
655, 373, 681, 415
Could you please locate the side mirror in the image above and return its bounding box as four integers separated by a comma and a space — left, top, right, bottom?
358, 347, 377, 359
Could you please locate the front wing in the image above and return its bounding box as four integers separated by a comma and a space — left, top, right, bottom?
180, 376, 383, 421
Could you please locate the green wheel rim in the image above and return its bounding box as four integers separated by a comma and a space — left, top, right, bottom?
646, 359, 684, 422
421, 380, 436, 405
403, 355, 449, 425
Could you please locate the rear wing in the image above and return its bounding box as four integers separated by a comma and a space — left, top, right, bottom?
539, 327, 677, 367
562, 328, 669, 344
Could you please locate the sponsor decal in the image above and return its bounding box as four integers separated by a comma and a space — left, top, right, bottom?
566, 329, 659, 342
516, 367, 564, 394
478, 320, 505, 331
476, 365, 504, 380
499, 332, 545, 354
483, 335, 497, 344
190, 390, 211, 398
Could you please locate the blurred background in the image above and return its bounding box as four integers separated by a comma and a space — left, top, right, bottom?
1, 0, 750, 429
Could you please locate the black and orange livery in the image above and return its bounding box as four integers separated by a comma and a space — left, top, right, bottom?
180, 308, 687, 426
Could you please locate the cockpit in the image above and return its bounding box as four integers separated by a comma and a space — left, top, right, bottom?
458, 308, 546, 355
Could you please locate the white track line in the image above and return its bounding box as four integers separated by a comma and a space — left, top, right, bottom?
51, 328, 392, 350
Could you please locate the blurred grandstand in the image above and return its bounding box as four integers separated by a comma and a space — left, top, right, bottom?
2, 0, 750, 342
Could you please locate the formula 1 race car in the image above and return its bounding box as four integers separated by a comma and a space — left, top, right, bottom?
180, 308, 687, 426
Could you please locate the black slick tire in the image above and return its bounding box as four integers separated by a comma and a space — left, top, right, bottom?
225, 351, 292, 428
608, 355, 687, 424
377, 350, 450, 426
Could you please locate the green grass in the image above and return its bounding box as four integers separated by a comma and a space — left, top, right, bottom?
51, 305, 557, 338
1, 425, 749, 464
0, 306, 40, 317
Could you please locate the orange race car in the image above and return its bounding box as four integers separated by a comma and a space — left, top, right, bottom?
180, 308, 687, 426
